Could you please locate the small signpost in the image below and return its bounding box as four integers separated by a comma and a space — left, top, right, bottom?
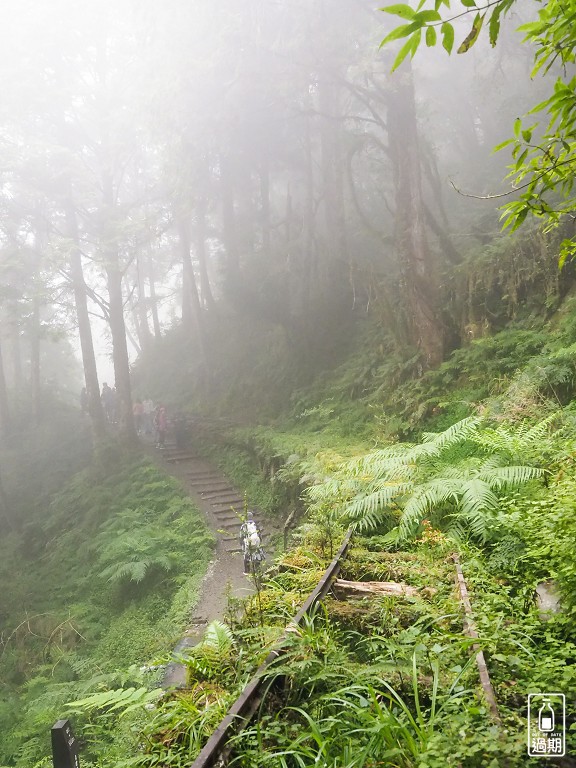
51, 719, 80, 768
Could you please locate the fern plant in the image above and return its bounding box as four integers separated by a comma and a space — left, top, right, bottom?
399, 457, 542, 541
307, 416, 545, 542
182, 620, 237, 684
93, 510, 181, 585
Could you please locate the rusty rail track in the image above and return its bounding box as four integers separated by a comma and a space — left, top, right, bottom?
190, 528, 354, 768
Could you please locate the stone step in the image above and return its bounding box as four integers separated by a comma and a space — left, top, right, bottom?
209, 497, 243, 506
213, 511, 242, 523
221, 533, 269, 544
213, 508, 242, 519
200, 487, 238, 497
222, 541, 243, 554
189, 481, 232, 492
165, 453, 200, 463
211, 505, 244, 516
216, 522, 242, 533
186, 474, 223, 484
202, 492, 243, 502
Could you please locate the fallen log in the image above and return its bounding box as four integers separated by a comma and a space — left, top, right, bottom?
333, 579, 427, 598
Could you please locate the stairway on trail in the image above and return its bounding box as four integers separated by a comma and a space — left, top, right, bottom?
149, 437, 271, 687
161, 441, 270, 554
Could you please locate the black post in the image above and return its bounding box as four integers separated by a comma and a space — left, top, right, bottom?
51, 719, 80, 768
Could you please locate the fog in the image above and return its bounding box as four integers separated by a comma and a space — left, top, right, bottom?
0, 0, 554, 432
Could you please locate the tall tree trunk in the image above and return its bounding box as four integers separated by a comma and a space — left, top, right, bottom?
65, 199, 107, 442
220, 153, 240, 283
28, 209, 48, 424
0, 458, 10, 532
30, 290, 41, 422
387, 64, 443, 368
136, 252, 153, 351
195, 195, 215, 311
260, 155, 271, 255
148, 255, 162, 339
31, 219, 44, 424
302, 114, 315, 316
317, 61, 348, 291
177, 215, 209, 378
10, 309, 23, 392
106, 259, 137, 443
181, 251, 194, 332
0, 340, 10, 436
101, 170, 136, 444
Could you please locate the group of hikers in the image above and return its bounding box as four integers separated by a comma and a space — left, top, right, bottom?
132, 398, 167, 447
80, 385, 168, 447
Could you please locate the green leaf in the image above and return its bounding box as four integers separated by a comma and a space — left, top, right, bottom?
460, 0, 476, 6
558, 240, 576, 269
391, 30, 421, 71
509, 207, 529, 231
488, 4, 502, 47
441, 22, 454, 54
515, 148, 529, 170
493, 137, 515, 153
379, 4, 416, 19
521, 128, 533, 143
380, 20, 422, 47
457, 13, 484, 54
426, 25, 437, 46
513, 117, 521, 139
415, 9, 442, 22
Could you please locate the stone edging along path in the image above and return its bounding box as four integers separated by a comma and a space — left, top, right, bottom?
146, 437, 271, 687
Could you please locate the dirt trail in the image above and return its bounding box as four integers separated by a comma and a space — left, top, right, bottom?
146, 438, 269, 686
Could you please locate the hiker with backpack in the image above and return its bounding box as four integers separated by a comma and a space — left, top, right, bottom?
240, 511, 264, 575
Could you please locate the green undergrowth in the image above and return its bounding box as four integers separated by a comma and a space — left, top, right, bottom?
277, 291, 576, 441
0, 402, 93, 528
55, 249, 576, 766
0, 455, 214, 767
74, 521, 576, 766
182, 293, 576, 499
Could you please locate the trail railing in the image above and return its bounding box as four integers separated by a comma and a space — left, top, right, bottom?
190, 528, 353, 767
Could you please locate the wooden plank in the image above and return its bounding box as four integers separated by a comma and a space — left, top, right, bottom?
453, 553, 501, 725
333, 579, 421, 597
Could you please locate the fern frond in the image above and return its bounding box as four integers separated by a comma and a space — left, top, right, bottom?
420, 416, 483, 454
200, 620, 235, 655
345, 483, 412, 523
479, 465, 543, 488
66, 686, 161, 717
399, 480, 461, 538
459, 479, 499, 519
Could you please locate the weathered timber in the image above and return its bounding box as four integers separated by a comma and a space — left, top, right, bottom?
333, 579, 421, 598
453, 553, 501, 725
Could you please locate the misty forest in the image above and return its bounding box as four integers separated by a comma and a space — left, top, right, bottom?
1, 0, 576, 766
